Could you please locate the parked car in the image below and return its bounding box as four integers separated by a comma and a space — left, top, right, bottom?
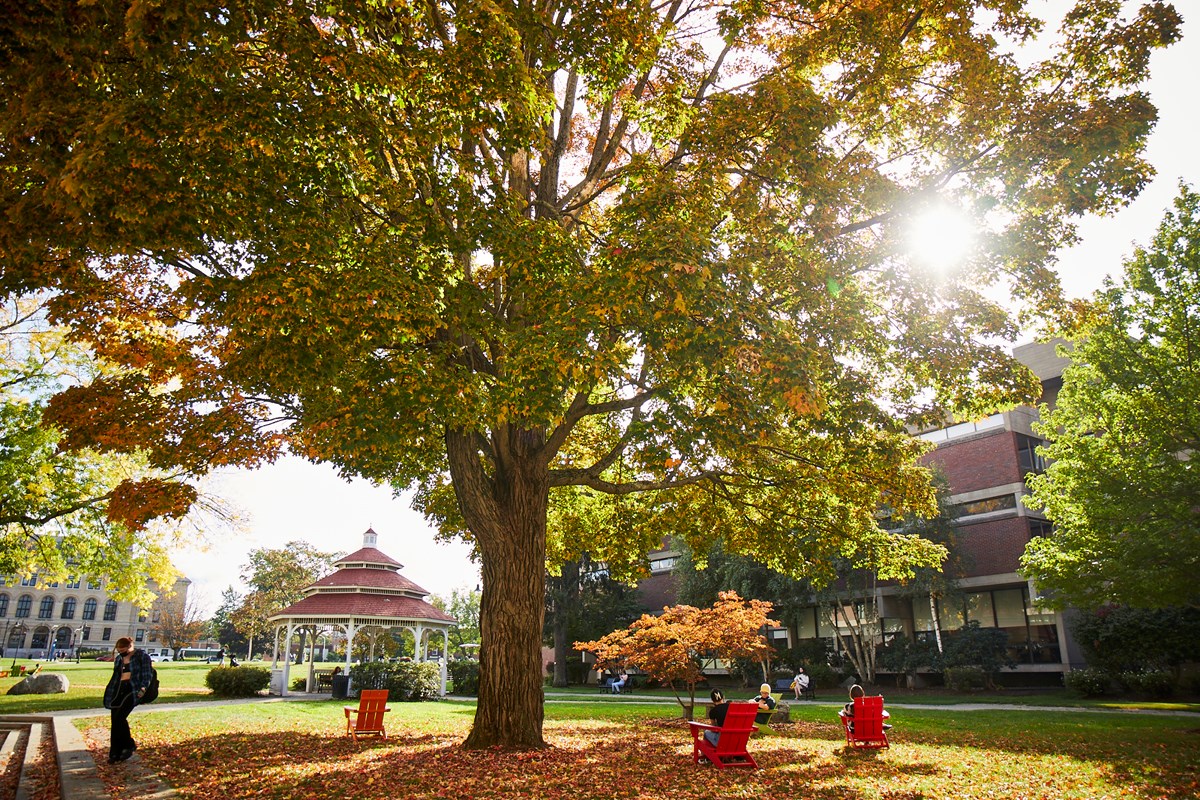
148, 653, 171, 663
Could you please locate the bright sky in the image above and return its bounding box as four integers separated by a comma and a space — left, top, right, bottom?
169, 3, 1197, 617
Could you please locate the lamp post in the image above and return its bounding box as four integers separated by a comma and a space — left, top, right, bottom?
9, 623, 25, 664
72, 626, 84, 663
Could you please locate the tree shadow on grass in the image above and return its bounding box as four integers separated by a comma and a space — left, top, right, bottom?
785, 713, 1200, 799
84, 708, 1199, 800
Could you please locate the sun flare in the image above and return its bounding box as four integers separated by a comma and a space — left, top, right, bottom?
906, 206, 977, 273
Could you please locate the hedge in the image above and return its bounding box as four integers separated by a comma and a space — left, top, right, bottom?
349, 661, 441, 701
205, 666, 271, 697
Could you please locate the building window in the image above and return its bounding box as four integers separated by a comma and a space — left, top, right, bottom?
31, 628, 48, 649
953, 494, 1017, 518
82, 598, 97, 620
88, 579, 103, 590
1029, 518, 1053, 538
138, 612, 148, 623
135, 629, 145, 642
15, 594, 32, 618
148, 631, 158, 642
1016, 434, 1047, 476
38, 596, 54, 619
649, 556, 677, 573
61, 597, 77, 619
20, 575, 37, 587
965, 592, 996, 627
0, 594, 8, 617
103, 600, 118, 621
82, 625, 92, 641
102, 627, 112, 641
66, 576, 81, 589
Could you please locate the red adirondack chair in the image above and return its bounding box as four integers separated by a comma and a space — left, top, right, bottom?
839, 695, 890, 749
688, 702, 759, 769
344, 689, 391, 742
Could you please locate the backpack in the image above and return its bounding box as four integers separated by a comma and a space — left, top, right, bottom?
141, 667, 160, 704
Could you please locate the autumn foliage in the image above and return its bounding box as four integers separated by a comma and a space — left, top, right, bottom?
1, 0, 1182, 749
576, 592, 777, 717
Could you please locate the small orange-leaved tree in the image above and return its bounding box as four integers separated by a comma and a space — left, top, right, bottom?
576, 591, 777, 719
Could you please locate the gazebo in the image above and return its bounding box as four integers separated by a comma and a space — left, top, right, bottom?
268, 528, 456, 695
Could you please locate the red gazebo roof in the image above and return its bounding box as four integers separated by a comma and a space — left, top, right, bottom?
269, 528, 455, 626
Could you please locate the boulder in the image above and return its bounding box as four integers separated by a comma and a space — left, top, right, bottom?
6, 672, 70, 695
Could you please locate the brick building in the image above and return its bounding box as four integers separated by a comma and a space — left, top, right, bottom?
636, 340, 1083, 682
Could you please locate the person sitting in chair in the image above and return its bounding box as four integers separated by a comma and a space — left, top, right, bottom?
704, 689, 728, 746
751, 683, 776, 724
611, 671, 629, 694
838, 684, 892, 731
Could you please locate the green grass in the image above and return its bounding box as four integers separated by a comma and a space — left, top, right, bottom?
0, 659, 278, 714
75, 698, 1200, 800
541, 684, 1200, 713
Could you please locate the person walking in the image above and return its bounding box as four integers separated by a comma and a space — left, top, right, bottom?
103, 637, 153, 764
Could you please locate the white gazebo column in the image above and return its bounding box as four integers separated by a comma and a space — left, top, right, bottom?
271, 625, 282, 668
440, 629, 449, 696
414, 624, 426, 661
344, 620, 357, 671
281, 622, 296, 697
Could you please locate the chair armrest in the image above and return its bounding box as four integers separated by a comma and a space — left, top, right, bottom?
687, 721, 719, 732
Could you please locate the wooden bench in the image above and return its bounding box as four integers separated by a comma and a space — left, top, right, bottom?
774, 677, 816, 701
597, 678, 634, 695
315, 670, 336, 690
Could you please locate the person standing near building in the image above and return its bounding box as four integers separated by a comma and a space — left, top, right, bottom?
103, 637, 153, 764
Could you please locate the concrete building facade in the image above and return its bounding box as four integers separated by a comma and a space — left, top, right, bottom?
0, 571, 190, 659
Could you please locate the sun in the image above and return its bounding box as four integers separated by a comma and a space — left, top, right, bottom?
905, 205, 977, 273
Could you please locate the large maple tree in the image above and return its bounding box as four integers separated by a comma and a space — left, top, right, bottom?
0, 1, 1179, 747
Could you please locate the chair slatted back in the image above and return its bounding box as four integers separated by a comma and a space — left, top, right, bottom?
713, 703, 758, 755
354, 689, 390, 732
854, 696, 885, 739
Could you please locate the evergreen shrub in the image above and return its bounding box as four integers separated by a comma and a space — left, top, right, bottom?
449, 659, 480, 695
1063, 667, 1112, 697
205, 665, 271, 697
350, 661, 441, 701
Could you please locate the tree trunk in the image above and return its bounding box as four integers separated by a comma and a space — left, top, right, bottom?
552, 611, 570, 688
550, 558, 579, 688
451, 427, 550, 750
930, 595, 944, 653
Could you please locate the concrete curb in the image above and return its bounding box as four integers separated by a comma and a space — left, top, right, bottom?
53, 717, 109, 800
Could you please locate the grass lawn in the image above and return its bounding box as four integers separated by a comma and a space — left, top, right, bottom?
75, 698, 1200, 800
542, 684, 1200, 713
0, 659, 277, 714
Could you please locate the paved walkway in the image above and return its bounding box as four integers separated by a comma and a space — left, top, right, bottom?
15, 692, 1198, 799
